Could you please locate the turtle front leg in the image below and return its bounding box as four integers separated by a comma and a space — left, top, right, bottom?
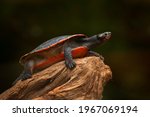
64, 46, 76, 69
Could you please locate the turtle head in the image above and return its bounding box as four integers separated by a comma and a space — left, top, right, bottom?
80, 32, 111, 48
97, 32, 111, 42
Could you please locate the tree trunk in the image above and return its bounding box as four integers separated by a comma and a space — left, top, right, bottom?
0, 56, 112, 100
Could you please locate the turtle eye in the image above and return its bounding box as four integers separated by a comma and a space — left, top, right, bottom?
105, 32, 111, 40
97, 32, 111, 40
104, 33, 108, 36
101, 33, 108, 39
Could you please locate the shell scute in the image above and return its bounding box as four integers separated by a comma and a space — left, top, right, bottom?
20, 34, 86, 64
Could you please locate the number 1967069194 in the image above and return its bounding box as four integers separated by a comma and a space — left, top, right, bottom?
78, 106, 138, 113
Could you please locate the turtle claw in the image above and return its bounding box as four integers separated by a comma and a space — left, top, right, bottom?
12, 70, 32, 85
22, 71, 32, 80
65, 60, 76, 69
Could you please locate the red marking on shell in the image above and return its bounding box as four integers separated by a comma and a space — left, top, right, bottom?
71, 46, 88, 58
33, 46, 88, 70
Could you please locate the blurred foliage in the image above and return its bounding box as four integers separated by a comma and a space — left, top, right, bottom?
0, 0, 150, 99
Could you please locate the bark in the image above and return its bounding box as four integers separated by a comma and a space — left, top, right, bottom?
0, 56, 112, 100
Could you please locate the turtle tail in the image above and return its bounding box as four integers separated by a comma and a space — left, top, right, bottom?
12, 70, 32, 85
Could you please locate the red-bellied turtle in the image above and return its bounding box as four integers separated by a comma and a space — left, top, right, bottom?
13, 32, 111, 84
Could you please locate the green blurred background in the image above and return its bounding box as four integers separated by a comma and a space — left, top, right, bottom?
0, 0, 150, 99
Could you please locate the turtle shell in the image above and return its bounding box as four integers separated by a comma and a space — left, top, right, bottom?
20, 34, 86, 65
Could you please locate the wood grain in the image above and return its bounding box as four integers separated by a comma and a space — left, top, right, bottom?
0, 56, 112, 100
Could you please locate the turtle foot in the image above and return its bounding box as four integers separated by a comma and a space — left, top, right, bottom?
12, 70, 32, 85
65, 60, 76, 69
21, 70, 32, 80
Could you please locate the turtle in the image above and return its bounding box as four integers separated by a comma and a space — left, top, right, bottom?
13, 32, 111, 85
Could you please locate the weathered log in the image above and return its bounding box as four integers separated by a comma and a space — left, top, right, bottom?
0, 56, 112, 100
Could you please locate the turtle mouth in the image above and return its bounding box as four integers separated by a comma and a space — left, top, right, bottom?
104, 32, 111, 40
